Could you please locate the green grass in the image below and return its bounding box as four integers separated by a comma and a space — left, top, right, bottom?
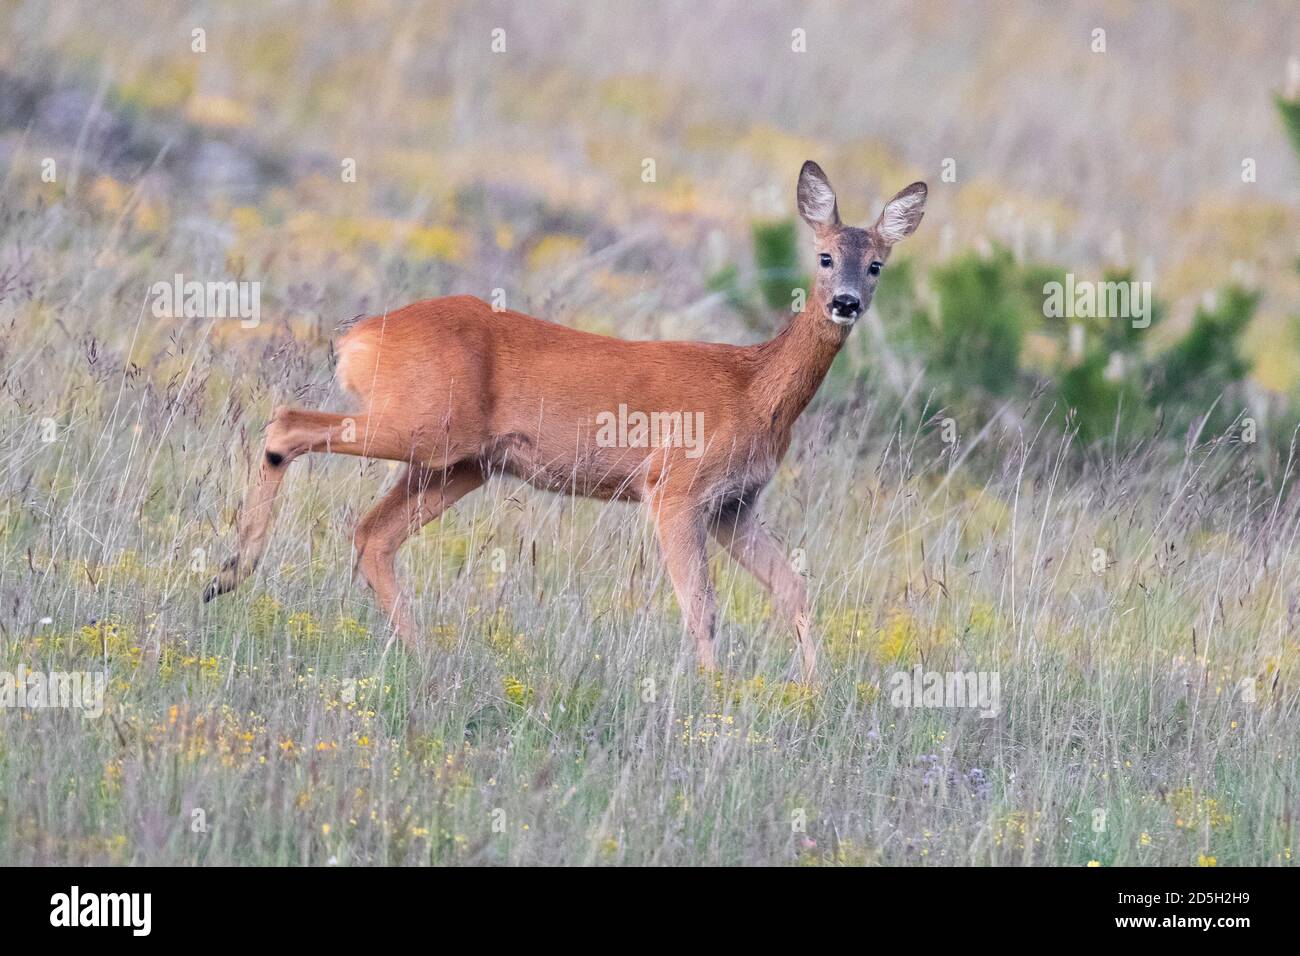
1, 340, 1296, 864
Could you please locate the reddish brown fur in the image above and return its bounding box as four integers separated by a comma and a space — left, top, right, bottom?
205, 162, 927, 680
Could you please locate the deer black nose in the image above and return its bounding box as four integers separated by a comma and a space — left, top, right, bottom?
831, 293, 861, 317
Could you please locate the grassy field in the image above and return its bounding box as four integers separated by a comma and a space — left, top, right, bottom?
2, 315, 1296, 865
1, 1, 1299, 866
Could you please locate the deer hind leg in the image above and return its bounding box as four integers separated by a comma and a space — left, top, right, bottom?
204, 405, 431, 602
651, 500, 718, 671
711, 503, 815, 681
352, 462, 484, 648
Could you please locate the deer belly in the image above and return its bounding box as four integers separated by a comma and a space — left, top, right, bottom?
488, 432, 656, 501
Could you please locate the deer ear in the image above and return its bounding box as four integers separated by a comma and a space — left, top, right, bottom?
873, 182, 927, 244
797, 161, 840, 231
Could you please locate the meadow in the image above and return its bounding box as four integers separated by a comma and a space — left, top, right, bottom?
1, 0, 1298, 866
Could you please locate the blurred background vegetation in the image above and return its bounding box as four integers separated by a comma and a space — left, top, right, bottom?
0, 0, 1298, 472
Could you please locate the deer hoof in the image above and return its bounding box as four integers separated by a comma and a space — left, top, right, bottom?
202, 558, 240, 602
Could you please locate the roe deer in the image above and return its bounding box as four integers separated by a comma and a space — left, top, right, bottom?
204, 162, 926, 680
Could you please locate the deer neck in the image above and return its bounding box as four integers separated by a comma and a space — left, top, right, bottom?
751, 302, 848, 436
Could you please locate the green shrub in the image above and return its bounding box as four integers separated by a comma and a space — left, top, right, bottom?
1276, 94, 1300, 160
752, 218, 806, 313
1048, 269, 1162, 444
1149, 285, 1256, 437
925, 248, 1028, 399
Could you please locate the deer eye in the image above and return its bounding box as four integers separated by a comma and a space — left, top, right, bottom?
868, 260, 883, 276
819, 253, 833, 268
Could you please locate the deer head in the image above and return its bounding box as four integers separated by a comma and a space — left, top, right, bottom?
796, 160, 927, 326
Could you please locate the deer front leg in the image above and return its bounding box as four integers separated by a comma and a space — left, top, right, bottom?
711, 504, 815, 682
652, 501, 717, 672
